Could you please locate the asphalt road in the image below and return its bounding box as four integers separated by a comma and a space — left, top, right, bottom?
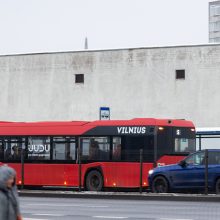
20, 196, 220, 220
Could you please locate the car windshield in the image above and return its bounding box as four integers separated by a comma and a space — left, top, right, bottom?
185, 151, 205, 165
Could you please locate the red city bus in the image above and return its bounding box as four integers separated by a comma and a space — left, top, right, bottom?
0, 118, 195, 191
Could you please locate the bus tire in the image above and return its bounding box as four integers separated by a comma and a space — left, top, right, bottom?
86, 170, 103, 191
215, 178, 220, 194
152, 176, 169, 193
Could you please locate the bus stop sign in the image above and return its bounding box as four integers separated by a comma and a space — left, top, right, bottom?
100, 107, 110, 120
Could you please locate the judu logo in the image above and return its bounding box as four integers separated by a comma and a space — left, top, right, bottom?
28, 144, 50, 153
117, 127, 146, 134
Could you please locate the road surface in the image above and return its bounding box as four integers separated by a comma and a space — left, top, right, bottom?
20, 196, 220, 220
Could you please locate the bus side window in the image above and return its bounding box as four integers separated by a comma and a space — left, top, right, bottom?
28, 137, 50, 160
89, 140, 100, 160
0, 142, 4, 160
3, 138, 24, 161
120, 136, 154, 162
81, 137, 110, 161
53, 137, 76, 160
121, 136, 145, 161
81, 138, 90, 160
113, 137, 121, 160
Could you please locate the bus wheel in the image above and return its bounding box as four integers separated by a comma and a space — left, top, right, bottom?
152, 176, 169, 193
215, 179, 220, 194
86, 170, 103, 191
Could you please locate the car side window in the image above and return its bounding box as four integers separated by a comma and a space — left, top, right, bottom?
185, 152, 205, 165
208, 152, 220, 165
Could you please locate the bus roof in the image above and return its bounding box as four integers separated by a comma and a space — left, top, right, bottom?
0, 118, 194, 136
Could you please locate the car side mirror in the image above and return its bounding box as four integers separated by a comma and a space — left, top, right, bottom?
178, 160, 187, 167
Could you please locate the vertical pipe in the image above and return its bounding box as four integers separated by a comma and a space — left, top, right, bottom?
199, 135, 202, 151
154, 127, 158, 168
139, 149, 143, 194
21, 147, 24, 190
205, 149, 209, 195
78, 139, 82, 192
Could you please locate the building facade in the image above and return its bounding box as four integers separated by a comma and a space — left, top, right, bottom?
209, 1, 220, 43
0, 44, 220, 128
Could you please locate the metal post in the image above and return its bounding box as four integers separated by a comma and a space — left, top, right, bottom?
199, 135, 202, 151
205, 149, 209, 195
21, 148, 24, 189
153, 127, 158, 168
77, 140, 82, 192
139, 149, 143, 194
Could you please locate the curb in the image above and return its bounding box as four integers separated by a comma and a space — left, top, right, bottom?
18, 190, 220, 202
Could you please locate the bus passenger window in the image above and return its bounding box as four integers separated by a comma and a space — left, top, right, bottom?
81, 137, 110, 161
4, 147, 12, 160
12, 145, 21, 160
53, 137, 75, 160
113, 137, 121, 160
89, 140, 99, 160
0, 143, 4, 160
120, 136, 154, 162
3, 138, 24, 161
66, 142, 75, 160
28, 137, 50, 160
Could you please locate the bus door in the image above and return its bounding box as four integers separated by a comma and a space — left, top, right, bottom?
52, 137, 78, 186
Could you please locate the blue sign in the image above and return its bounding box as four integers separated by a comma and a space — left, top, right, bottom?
100, 107, 110, 120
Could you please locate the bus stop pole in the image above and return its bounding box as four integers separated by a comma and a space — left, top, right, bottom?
78, 139, 82, 192
139, 149, 143, 194
153, 127, 158, 168
21, 147, 24, 189
205, 149, 209, 195
199, 135, 201, 151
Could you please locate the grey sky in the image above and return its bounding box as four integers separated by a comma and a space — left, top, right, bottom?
0, 0, 211, 55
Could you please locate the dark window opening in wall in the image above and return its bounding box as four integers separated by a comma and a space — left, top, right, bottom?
75, 74, 84, 83
176, 70, 185, 80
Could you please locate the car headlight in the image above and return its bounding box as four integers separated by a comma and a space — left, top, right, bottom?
148, 169, 154, 175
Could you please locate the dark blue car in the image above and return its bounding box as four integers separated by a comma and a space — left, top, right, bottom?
148, 150, 220, 193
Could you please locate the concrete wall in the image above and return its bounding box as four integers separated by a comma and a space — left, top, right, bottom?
0, 44, 220, 127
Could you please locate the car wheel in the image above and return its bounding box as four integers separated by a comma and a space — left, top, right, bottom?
215, 178, 220, 194
152, 176, 169, 193
86, 170, 103, 191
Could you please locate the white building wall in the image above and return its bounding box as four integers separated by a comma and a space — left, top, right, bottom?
0, 44, 220, 127
209, 1, 220, 43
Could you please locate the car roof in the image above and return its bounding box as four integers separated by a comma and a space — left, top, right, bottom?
196, 149, 220, 153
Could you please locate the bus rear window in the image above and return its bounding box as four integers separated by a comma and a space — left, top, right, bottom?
175, 138, 195, 153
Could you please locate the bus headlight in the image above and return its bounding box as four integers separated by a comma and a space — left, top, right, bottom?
148, 169, 154, 175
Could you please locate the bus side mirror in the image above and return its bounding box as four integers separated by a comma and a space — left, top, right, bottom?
178, 160, 187, 167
